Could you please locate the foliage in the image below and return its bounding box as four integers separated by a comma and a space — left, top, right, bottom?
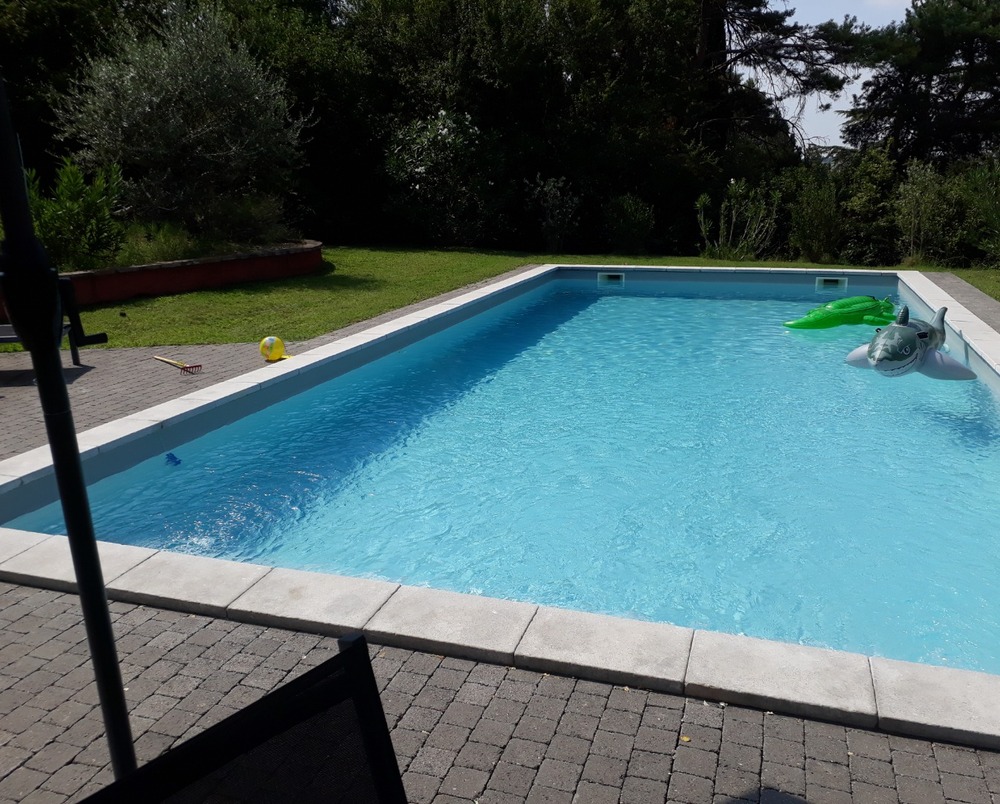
56, 2, 304, 240
604, 194, 655, 255
784, 159, 840, 263
696, 179, 778, 260
0, 0, 124, 183
17, 157, 125, 272
836, 144, 900, 267
843, 0, 1000, 164
894, 160, 962, 266
526, 175, 580, 252
385, 109, 487, 245
957, 159, 1000, 266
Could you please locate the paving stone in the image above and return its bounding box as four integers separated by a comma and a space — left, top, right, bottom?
500, 737, 546, 769
573, 780, 619, 803
439, 766, 489, 799
455, 740, 502, 772
939, 771, 991, 803
761, 761, 806, 795
629, 749, 673, 782
581, 753, 627, 787
850, 780, 899, 803
488, 761, 536, 797
934, 744, 984, 778
895, 775, 945, 804
590, 728, 633, 761
621, 776, 669, 804
673, 746, 718, 780
668, 770, 715, 804
535, 758, 583, 792
763, 735, 805, 768
723, 714, 764, 748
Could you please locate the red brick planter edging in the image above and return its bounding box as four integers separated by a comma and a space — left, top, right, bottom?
65, 239, 324, 307
1, 240, 324, 323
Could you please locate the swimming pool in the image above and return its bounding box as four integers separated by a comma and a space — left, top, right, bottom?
5, 266, 1000, 675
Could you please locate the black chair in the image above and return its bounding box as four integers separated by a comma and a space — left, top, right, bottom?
81, 634, 407, 804
0, 277, 107, 366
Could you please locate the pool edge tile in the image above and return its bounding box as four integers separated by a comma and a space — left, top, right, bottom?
363, 585, 536, 665
227, 567, 399, 637
0, 537, 156, 593
107, 552, 270, 618
871, 657, 1000, 750
514, 606, 692, 693
0, 528, 55, 565
685, 630, 877, 727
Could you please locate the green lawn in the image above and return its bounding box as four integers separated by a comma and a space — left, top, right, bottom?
2, 247, 997, 349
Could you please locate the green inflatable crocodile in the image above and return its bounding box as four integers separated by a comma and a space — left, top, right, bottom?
784, 296, 896, 329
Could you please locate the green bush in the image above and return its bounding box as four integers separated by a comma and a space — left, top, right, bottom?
894, 160, 964, 266
25, 157, 125, 272
696, 179, 778, 260
604, 194, 655, 255
385, 110, 486, 246
527, 175, 580, 251
786, 162, 841, 263
957, 160, 1000, 266
57, 2, 304, 240
837, 145, 900, 266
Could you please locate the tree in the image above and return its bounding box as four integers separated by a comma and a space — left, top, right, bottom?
57, 2, 305, 239
0, 0, 124, 180
691, 0, 860, 153
843, 0, 1000, 164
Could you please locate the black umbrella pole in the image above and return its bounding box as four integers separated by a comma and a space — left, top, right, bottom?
31, 354, 137, 778
0, 79, 136, 777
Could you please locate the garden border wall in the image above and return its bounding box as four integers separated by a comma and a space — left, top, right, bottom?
0, 240, 323, 322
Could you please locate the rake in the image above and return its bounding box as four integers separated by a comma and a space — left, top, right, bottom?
153, 355, 203, 375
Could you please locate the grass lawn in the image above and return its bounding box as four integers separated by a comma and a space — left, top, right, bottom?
2, 246, 997, 349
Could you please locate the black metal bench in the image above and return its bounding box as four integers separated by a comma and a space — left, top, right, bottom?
0, 277, 107, 366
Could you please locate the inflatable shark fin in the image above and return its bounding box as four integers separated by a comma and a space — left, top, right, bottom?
931, 307, 947, 335
845, 345, 872, 368
918, 349, 976, 381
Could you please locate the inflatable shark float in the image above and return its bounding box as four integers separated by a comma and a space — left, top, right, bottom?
845, 306, 976, 380
785, 295, 896, 329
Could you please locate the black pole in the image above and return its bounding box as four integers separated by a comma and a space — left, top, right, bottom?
0, 81, 136, 777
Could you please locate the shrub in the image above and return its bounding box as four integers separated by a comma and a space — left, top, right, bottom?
26, 157, 125, 272
526, 175, 580, 251
786, 162, 841, 263
837, 145, 900, 266
696, 179, 778, 260
957, 159, 1000, 266
385, 110, 486, 246
604, 194, 655, 255
894, 160, 964, 266
57, 2, 304, 241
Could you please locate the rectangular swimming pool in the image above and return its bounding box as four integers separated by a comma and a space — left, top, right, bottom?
3, 266, 1000, 675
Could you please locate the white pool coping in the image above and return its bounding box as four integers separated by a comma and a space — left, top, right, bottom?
3, 264, 1000, 749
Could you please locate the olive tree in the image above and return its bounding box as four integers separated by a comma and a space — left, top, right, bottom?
57, 2, 305, 240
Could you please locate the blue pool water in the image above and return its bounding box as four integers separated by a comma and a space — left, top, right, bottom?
10, 282, 1000, 672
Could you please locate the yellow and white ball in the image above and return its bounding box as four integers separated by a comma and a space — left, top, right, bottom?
259, 336, 285, 362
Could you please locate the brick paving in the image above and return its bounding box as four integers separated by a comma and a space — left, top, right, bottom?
1, 270, 1000, 802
